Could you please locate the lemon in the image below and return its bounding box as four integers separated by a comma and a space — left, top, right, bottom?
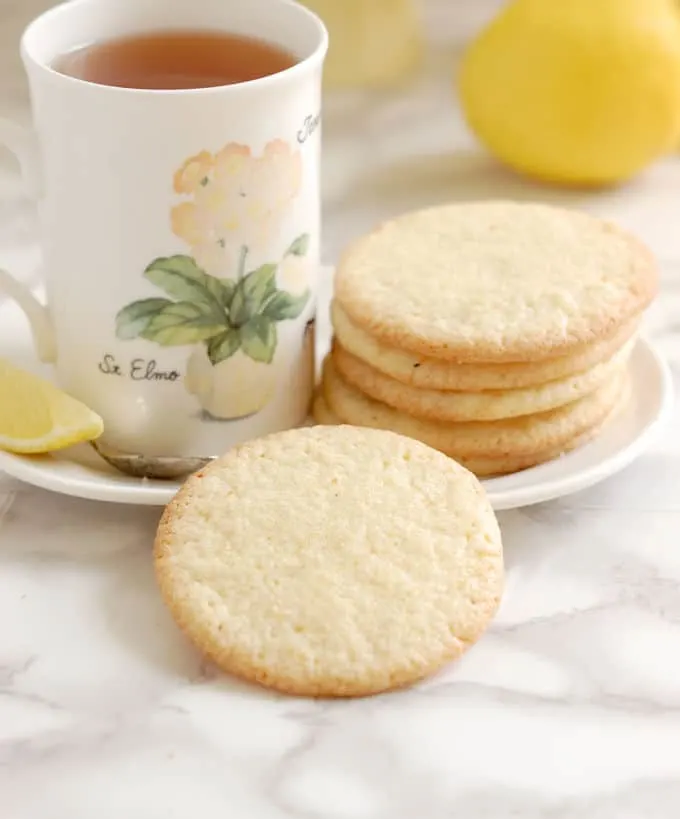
0, 358, 104, 454
458, 0, 680, 186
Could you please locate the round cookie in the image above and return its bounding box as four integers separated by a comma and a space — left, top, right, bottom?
334, 201, 657, 363
155, 425, 504, 697
313, 394, 620, 478
332, 338, 633, 422
320, 356, 626, 459
331, 300, 639, 391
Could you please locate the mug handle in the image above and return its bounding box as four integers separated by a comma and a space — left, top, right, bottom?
0, 118, 56, 363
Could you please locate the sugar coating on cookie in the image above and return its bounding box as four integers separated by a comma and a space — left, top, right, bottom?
334, 201, 657, 363
155, 425, 504, 697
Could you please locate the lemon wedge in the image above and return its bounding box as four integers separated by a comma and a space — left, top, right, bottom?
0, 358, 103, 454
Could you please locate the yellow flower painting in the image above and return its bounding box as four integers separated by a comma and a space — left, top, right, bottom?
115, 137, 312, 421
171, 140, 303, 276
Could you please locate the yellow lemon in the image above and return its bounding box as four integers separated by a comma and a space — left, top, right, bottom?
0, 358, 103, 453
458, 0, 680, 186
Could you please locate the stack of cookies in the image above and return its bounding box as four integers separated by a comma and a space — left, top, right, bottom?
315, 202, 658, 477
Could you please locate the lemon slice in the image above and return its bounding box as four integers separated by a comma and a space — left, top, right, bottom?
0, 358, 104, 454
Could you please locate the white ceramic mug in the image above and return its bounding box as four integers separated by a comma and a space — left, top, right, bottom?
0, 0, 327, 476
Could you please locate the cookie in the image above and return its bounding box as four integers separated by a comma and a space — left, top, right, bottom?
313, 393, 620, 477
320, 356, 626, 459
331, 300, 639, 391
334, 201, 657, 363
155, 425, 504, 697
332, 337, 633, 422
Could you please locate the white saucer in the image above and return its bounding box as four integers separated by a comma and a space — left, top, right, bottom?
0, 293, 673, 509
483, 338, 673, 509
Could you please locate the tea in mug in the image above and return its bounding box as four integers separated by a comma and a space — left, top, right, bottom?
51, 29, 297, 89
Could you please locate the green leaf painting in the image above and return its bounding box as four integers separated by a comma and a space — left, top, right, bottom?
240, 315, 277, 364
116, 239, 312, 368
140, 302, 226, 346
214, 277, 237, 311
144, 256, 230, 318
115, 297, 173, 340
230, 264, 278, 326
262, 289, 310, 321
207, 328, 241, 366
287, 234, 311, 257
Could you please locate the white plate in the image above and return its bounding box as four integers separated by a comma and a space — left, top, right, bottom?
483, 338, 673, 509
0, 292, 673, 509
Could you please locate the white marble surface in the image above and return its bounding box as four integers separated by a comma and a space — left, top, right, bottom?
2, 2, 680, 817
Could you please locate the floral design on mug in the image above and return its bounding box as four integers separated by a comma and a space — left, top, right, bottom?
171, 140, 303, 277
114, 139, 311, 421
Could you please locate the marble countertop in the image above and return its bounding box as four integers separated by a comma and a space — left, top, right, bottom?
2, 2, 680, 817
